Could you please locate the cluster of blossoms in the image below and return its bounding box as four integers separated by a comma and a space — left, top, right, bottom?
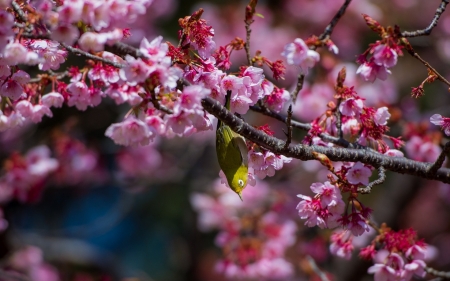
191, 180, 297, 280
8, 246, 59, 281
303, 67, 403, 155
356, 15, 403, 82
297, 162, 373, 236
363, 227, 430, 281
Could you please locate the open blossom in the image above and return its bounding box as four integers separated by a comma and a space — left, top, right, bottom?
282, 38, 320, 73
374, 106, 391, 126
339, 98, 364, 117
373, 44, 398, 68
248, 150, 291, 179
330, 230, 354, 260
346, 162, 372, 185
356, 61, 390, 82
105, 116, 154, 146
430, 114, 450, 136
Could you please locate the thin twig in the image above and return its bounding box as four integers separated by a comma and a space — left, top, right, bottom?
306, 256, 330, 281
244, 22, 253, 66
401, 0, 449, 37
358, 166, 386, 194
428, 141, 450, 174
335, 98, 343, 140
283, 104, 293, 150
11, 1, 27, 22
291, 73, 305, 103
61, 43, 124, 68
250, 105, 363, 148
426, 267, 450, 279
318, 0, 352, 40
403, 43, 450, 87
145, 86, 174, 114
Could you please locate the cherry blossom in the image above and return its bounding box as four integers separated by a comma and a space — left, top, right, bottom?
282, 38, 320, 73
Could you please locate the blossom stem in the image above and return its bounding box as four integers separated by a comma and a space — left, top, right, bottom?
425, 267, 450, 278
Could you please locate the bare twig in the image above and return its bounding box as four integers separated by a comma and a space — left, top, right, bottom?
291, 73, 305, 103
401, 0, 449, 37
335, 98, 344, 140
358, 166, 386, 194
249, 105, 364, 148
426, 267, 450, 279
306, 256, 330, 281
11, 1, 27, 22
318, 0, 352, 40
403, 42, 450, 87
427, 141, 450, 174
61, 43, 124, 68
244, 22, 253, 66
283, 104, 293, 150
145, 85, 174, 114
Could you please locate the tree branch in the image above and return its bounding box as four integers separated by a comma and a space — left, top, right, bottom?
318, 0, 352, 40
202, 96, 450, 184
401, 0, 450, 37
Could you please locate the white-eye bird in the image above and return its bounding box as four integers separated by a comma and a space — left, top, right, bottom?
215, 91, 248, 200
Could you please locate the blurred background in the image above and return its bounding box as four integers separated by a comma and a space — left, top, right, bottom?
2, 0, 450, 280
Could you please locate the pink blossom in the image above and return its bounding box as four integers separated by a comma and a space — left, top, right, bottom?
374, 106, 391, 126
346, 162, 372, 185
30, 40, 67, 71
368, 263, 398, 281
264, 87, 290, 112
339, 98, 364, 117
256, 258, 294, 279
1, 78, 24, 101
78, 32, 107, 52
26, 145, 59, 176
51, 24, 80, 45
119, 55, 151, 85
347, 212, 370, 236
105, 116, 153, 146
3, 42, 28, 65
356, 62, 391, 82
405, 136, 441, 162
330, 230, 354, 260
139, 36, 168, 61
282, 38, 320, 73
57, 0, 84, 23
403, 259, 426, 279
310, 181, 342, 208
384, 149, 404, 157
430, 113, 450, 136
373, 45, 398, 68
42, 92, 64, 108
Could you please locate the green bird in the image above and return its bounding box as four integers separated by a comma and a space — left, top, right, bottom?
215, 91, 249, 200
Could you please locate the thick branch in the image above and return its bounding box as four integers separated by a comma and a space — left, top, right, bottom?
202, 96, 450, 184
401, 0, 449, 37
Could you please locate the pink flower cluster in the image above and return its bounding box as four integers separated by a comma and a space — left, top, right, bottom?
361, 228, 429, 281
191, 180, 297, 280
248, 148, 292, 179
8, 246, 59, 281
0, 145, 58, 204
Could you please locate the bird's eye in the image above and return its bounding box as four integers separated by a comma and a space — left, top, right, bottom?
238, 179, 244, 187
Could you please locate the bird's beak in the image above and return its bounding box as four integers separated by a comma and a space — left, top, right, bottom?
238, 192, 243, 201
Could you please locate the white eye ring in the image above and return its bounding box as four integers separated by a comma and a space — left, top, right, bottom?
238, 179, 244, 187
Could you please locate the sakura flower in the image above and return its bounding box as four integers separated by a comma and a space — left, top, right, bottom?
356, 62, 391, 82
430, 114, 450, 136
11, 70, 30, 85
42, 92, 65, 108
281, 38, 320, 73
330, 230, 354, 260
373, 45, 398, 68
339, 98, 364, 117
139, 36, 168, 61
310, 181, 342, 208
78, 32, 107, 52
384, 149, 404, 157
264, 87, 290, 113
374, 106, 391, 126
346, 162, 372, 185
50, 24, 80, 45
105, 116, 153, 146
1, 78, 24, 101
2, 42, 28, 65
119, 55, 152, 85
